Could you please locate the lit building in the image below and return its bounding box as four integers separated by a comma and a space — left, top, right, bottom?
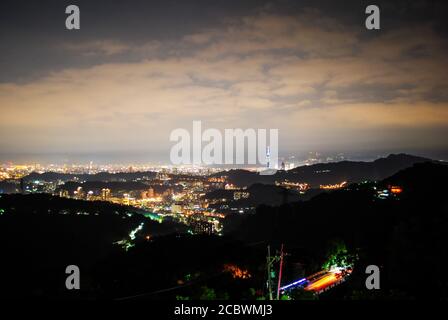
320, 181, 347, 190
101, 188, 111, 200
75, 186, 85, 199
171, 203, 183, 214
190, 220, 214, 235
59, 190, 69, 198
122, 193, 136, 206
276, 180, 310, 192
225, 183, 237, 190
86, 190, 94, 200
233, 191, 250, 200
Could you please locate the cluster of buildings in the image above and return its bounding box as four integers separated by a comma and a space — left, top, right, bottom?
275, 180, 310, 193
55, 174, 242, 235
375, 185, 403, 200
0, 165, 36, 181
2, 158, 353, 235
319, 181, 347, 190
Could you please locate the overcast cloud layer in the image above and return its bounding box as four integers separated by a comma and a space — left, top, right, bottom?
1, 0, 448, 163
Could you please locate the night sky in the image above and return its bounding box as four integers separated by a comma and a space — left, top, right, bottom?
1, 0, 448, 163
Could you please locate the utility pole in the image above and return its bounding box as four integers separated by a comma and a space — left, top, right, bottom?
266, 245, 273, 300
266, 245, 281, 300
276, 244, 284, 300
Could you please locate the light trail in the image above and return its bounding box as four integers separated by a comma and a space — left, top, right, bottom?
304, 273, 338, 292
279, 277, 307, 291
281, 268, 351, 295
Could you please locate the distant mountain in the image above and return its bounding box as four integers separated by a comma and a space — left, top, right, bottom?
287, 153, 434, 186
381, 161, 448, 198
23, 154, 434, 189
213, 154, 434, 187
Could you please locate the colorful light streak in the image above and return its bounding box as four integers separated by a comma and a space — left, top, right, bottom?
279, 278, 307, 291
304, 273, 338, 292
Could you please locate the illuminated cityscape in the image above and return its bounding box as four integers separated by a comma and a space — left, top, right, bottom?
1, 0, 448, 307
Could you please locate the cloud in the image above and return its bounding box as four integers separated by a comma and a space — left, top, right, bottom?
1, 10, 447, 160
63, 40, 131, 56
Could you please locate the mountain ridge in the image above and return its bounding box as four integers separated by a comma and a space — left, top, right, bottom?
213, 153, 435, 187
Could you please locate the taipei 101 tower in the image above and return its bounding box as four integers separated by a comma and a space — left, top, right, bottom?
266, 146, 271, 169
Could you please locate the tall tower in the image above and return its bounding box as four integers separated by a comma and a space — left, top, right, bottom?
266, 146, 271, 169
